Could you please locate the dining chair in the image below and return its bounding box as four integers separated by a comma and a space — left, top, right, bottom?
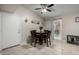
44, 30, 51, 47
30, 30, 36, 45
30, 30, 40, 47
48, 30, 51, 45
41, 33, 48, 46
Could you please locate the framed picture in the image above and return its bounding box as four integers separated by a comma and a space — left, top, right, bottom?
75, 17, 79, 22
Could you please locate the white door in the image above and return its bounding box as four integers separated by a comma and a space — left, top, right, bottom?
2, 12, 21, 49
53, 20, 62, 40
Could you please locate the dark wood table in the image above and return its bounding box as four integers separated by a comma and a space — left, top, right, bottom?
35, 32, 47, 45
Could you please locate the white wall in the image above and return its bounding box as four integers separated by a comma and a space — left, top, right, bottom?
0, 12, 1, 50
44, 20, 52, 30
62, 14, 79, 40
44, 13, 79, 41
15, 6, 44, 44
0, 5, 44, 48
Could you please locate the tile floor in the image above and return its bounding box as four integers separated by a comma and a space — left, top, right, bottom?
1, 40, 79, 55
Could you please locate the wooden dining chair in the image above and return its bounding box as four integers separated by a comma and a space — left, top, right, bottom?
41, 33, 48, 46
30, 30, 36, 45
34, 33, 41, 47
44, 30, 51, 47
30, 30, 40, 47
48, 31, 51, 45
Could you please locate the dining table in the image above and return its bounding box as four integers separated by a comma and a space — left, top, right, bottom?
35, 32, 47, 45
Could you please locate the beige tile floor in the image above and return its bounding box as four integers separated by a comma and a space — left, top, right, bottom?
1, 40, 79, 55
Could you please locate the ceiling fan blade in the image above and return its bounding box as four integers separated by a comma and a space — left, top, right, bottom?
40, 4, 47, 8
48, 4, 54, 8
40, 4, 47, 6
47, 9, 52, 12
35, 8, 41, 10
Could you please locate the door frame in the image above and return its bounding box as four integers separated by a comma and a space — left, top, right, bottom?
53, 19, 62, 40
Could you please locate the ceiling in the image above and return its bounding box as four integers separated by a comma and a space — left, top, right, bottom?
23, 4, 79, 19
0, 4, 79, 19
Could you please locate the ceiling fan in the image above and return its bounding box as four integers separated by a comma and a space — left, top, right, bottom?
35, 4, 54, 14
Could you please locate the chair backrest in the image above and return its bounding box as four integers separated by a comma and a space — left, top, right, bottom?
44, 30, 51, 38
30, 30, 36, 38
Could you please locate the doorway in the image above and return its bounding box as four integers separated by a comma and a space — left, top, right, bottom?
53, 20, 62, 40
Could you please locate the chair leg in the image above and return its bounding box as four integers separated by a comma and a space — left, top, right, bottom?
49, 38, 51, 45
34, 39, 37, 47
46, 39, 49, 47
44, 39, 46, 43
31, 38, 33, 45
31, 42, 32, 45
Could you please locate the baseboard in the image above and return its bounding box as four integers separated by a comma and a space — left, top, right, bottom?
2, 44, 20, 51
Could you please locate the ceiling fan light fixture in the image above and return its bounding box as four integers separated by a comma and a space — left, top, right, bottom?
35, 4, 54, 14
41, 9, 47, 13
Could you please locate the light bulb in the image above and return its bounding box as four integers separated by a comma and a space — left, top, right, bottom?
41, 9, 47, 13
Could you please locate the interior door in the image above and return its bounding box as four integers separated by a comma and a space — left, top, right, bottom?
2, 12, 21, 49
53, 20, 62, 40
